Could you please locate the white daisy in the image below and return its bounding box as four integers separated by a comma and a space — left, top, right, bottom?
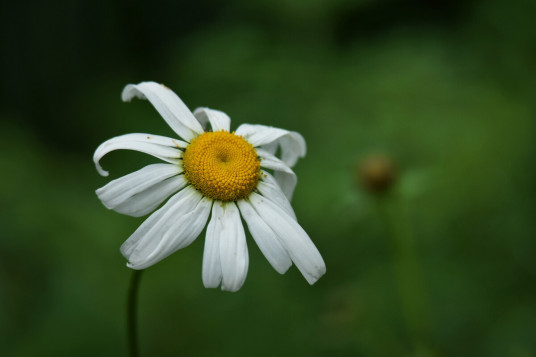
94, 81, 326, 292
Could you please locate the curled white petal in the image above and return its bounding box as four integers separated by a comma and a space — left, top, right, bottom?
193, 107, 231, 132
260, 141, 278, 156
122, 82, 203, 141
219, 202, 249, 292
202, 203, 224, 288
93, 133, 183, 176
121, 186, 212, 270
248, 192, 325, 285
257, 149, 297, 201
237, 199, 292, 274
235, 124, 306, 167
104, 133, 188, 148
258, 170, 296, 221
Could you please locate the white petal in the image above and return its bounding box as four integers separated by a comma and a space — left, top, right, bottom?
249, 192, 325, 285
107, 133, 188, 148
120, 187, 199, 259
235, 124, 306, 167
93, 134, 183, 176
237, 199, 292, 274
272, 170, 297, 202
113, 175, 187, 217
193, 107, 231, 132
277, 133, 306, 167
257, 170, 296, 221
122, 82, 204, 141
202, 203, 224, 288
121, 186, 212, 270
96, 163, 181, 209
219, 202, 249, 292
260, 141, 278, 156
257, 149, 297, 201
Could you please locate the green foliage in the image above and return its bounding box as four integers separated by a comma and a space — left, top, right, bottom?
1, 0, 535, 356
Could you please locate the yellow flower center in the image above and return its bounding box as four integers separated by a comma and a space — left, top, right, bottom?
183, 130, 261, 201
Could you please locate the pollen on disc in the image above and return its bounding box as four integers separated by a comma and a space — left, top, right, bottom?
183, 130, 261, 201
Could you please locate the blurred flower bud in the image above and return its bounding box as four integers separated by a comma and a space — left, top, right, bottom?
357, 153, 398, 194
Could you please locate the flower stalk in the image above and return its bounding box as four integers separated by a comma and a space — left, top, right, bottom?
127, 269, 143, 357
378, 193, 434, 356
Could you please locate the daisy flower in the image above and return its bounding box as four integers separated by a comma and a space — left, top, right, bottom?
94, 81, 326, 292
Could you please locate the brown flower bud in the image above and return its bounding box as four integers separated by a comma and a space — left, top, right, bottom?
357, 154, 398, 193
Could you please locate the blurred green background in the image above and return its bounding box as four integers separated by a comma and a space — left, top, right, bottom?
1, 0, 535, 356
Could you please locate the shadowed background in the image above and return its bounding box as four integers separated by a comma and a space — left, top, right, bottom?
1, 0, 535, 356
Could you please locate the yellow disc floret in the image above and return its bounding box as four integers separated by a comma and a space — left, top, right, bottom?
183, 130, 261, 201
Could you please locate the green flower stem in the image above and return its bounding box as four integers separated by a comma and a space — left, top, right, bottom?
378, 194, 433, 356
127, 269, 143, 357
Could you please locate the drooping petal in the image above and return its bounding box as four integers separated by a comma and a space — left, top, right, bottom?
248, 192, 325, 285
237, 199, 292, 274
120, 186, 200, 259
276, 133, 306, 167
272, 170, 298, 202
259, 141, 278, 156
93, 134, 184, 176
121, 186, 212, 270
113, 175, 188, 217
257, 149, 297, 201
235, 124, 306, 167
96, 163, 181, 209
202, 203, 224, 288
193, 107, 231, 132
257, 170, 296, 221
122, 82, 204, 141
219, 202, 249, 292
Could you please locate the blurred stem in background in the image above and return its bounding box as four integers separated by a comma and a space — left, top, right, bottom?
359, 154, 434, 356
379, 194, 433, 356
128, 270, 143, 357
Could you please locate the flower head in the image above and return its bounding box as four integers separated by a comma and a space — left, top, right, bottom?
94, 81, 326, 291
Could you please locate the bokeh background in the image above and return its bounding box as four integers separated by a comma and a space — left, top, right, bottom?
1, 0, 535, 356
